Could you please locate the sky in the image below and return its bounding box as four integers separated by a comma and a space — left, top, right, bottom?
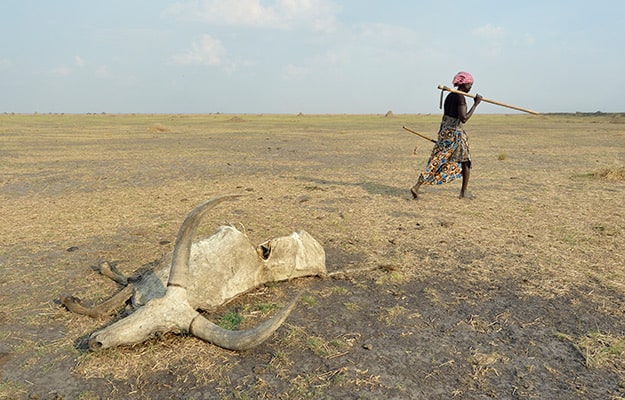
1, 0, 623, 114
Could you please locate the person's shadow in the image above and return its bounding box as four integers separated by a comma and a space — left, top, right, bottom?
296, 176, 406, 198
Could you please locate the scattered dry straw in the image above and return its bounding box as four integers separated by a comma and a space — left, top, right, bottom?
150, 123, 171, 133
593, 166, 625, 181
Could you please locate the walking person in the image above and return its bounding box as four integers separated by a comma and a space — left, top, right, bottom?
410, 72, 482, 199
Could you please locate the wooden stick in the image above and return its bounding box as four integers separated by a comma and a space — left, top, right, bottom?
438, 85, 539, 115
402, 126, 436, 143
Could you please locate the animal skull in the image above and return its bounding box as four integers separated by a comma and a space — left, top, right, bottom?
61, 195, 326, 351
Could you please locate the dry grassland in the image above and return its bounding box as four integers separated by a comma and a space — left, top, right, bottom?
1, 112, 625, 399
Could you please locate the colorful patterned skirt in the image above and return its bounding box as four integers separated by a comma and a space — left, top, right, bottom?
417, 115, 471, 185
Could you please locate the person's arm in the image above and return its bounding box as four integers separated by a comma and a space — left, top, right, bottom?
458, 94, 482, 123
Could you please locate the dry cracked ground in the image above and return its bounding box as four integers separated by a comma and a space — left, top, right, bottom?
1, 113, 625, 399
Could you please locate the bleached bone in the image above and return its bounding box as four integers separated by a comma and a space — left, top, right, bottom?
61, 195, 326, 351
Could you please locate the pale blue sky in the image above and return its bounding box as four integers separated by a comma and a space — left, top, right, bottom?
1, 0, 623, 114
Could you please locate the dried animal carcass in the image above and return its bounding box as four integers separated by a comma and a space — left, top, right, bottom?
61, 195, 326, 351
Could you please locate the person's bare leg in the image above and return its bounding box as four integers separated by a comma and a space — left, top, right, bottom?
410, 179, 423, 199
459, 162, 470, 199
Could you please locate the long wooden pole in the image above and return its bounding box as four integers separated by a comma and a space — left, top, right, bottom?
402, 126, 436, 143
438, 85, 539, 115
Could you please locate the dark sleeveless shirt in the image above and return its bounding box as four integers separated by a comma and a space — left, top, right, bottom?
444, 92, 466, 118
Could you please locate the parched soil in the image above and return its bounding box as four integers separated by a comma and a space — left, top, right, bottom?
1, 113, 625, 399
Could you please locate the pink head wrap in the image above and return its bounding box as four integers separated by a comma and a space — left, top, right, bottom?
452, 71, 474, 87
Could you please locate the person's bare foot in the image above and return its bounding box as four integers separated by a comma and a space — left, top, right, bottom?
410, 183, 421, 199
459, 192, 476, 200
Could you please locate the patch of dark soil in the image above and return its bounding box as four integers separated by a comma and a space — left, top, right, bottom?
0, 352, 10, 369
324, 246, 365, 272
276, 273, 625, 398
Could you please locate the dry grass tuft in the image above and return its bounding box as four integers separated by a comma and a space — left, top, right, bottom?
576, 332, 625, 371
73, 334, 236, 384
558, 331, 625, 376
150, 123, 171, 133
470, 350, 508, 384
378, 305, 407, 326
593, 166, 625, 181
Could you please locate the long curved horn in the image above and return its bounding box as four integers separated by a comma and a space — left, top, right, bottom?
167, 194, 241, 289
189, 293, 301, 351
